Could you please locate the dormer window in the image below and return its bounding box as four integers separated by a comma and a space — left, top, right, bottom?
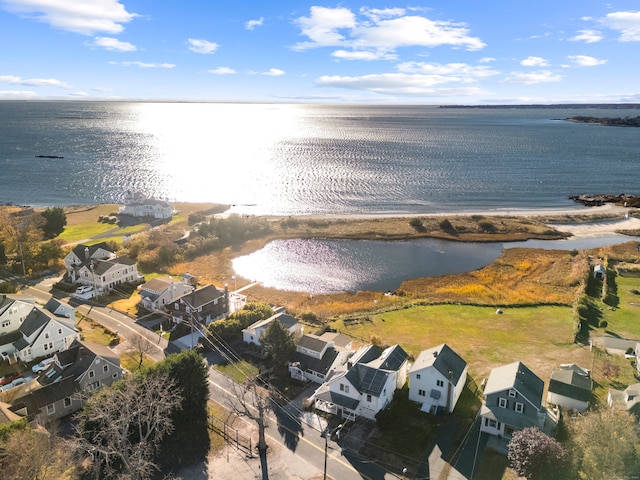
508, 390, 516, 398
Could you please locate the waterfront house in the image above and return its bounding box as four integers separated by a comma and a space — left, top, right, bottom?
480, 362, 550, 437
171, 284, 229, 326
138, 277, 193, 312
288, 332, 353, 384
74, 255, 139, 294
408, 343, 468, 414
242, 308, 302, 346
313, 344, 409, 421
119, 191, 174, 219
8, 340, 122, 426
547, 364, 592, 412
64, 242, 115, 282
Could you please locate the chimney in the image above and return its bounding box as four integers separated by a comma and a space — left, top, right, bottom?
84, 246, 90, 260
433, 351, 438, 358
78, 347, 85, 359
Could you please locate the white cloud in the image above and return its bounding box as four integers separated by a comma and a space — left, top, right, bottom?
396, 62, 499, 80
91, 36, 136, 51
1, 0, 137, 35
208, 67, 236, 75
261, 68, 285, 76
479, 57, 496, 63
109, 61, 175, 68
569, 29, 603, 43
0, 90, 38, 98
502, 70, 563, 84
332, 49, 397, 61
245, 17, 264, 30
520, 56, 548, 67
316, 73, 486, 97
0, 74, 70, 88
601, 10, 640, 41
567, 55, 607, 66
188, 38, 219, 54
293, 6, 485, 54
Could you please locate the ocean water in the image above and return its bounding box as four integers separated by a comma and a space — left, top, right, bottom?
1, 101, 638, 214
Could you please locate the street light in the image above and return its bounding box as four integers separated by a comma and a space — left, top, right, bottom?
323, 423, 343, 480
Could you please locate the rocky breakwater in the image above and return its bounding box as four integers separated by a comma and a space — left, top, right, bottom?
570, 193, 640, 207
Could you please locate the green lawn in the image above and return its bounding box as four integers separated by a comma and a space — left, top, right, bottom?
58, 222, 116, 243
333, 304, 589, 382
215, 360, 259, 383
602, 274, 640, 339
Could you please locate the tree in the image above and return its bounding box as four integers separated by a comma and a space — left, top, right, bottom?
507, 427, 569, 480
228, 380, 271, 480
568, 408, 640, 479
41, 206, 67, 239
153, 350, 210, 471
127, 334, 157, 370
0, 427, 78, 480
75, 371, 181, 480
260, 319, 296, 376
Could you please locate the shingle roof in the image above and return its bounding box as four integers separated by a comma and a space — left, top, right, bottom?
17, 307, 47, 337
548, 364, 592, 402
367, 344, 408, 372
291, 347, 339, 377
411, 344, 467, 386
70, 242, 113, 262
485, 362, 544, 407
179, 285, 225, 309
296, 334, 329, 353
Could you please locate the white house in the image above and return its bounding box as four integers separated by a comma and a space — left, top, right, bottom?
74, 256, 139, 293
313, 344, 409, 421
409, 344, 468, 414
0, 295, 35, 337
11, 307, 80, 362
43, 298, 74, 319
242, 308, 302, 346
547, 364, 592, 412
119, 192, 174, 219
608, 383, 640, 419
138, 277, 193, 312
64, 242, 115, 282
289, 332, 353, 384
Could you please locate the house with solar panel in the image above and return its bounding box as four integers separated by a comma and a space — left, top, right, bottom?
480, 361, 554, 437
408, 344, 468, 414
312, 344, 409, 421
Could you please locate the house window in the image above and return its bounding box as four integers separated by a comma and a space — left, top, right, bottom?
345, 385, 349, 393
418, 389, 426, 397
367, 394, 372, 402
485, 418, 497, 428
46, 404, 55, 415
508, 390, 516, 398
416, 374, 421, 379
64, 397, 72, 408
1, 320, 10, 328
515, 402, 524, 413
45, 332, 50, 339
498, 398, 508, 408
89, 370, 95, 379
113, 373, 119, 379
58, 328, 63, 335
436, 379, 444, 387
103, 365, 109, 373
87, 380, 101, 390
340, 383, 344, 391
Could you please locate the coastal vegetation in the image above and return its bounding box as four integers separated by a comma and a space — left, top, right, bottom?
566, 115, 640, 127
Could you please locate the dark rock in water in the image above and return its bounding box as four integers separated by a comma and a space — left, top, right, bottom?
35, 155, 64, 159
569, 193, 640, 208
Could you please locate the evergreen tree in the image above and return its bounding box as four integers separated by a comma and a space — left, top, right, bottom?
41, 206, 66, 239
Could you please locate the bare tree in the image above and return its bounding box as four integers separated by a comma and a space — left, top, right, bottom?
74, 371, 182, 480
227, 380, 271, 480
127, 333, 157, 370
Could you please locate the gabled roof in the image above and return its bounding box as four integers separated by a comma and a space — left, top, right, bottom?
139, 277, 173, 294
291, 347, 340, 377
10, 376, 78, 417
313, 384, 361, 411
297, 334, 329, 354
319, 332, 352, 349
178, 285, 225, 309
411, 344, 467, 386
346, 364, 391, 396
88, 255, 136, 275
367, 345, 408, 372
485, 361, 544, 407
69, 242, 113, 262
40, 340, 120, 387
548, 364, 592, 402
609, 383, 640, 417
17, 307, 47, 337
244, 311, 298, 335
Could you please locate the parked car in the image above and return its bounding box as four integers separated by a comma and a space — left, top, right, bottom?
1, 377, 25, 391
0, 372, 21, 386
32, 357, 56, 373
75, 285, 94, 294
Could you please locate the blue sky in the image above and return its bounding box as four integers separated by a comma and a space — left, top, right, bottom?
1, 0, 639, 104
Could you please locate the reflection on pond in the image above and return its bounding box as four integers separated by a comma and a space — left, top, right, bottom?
233, 234, 638, 294
233, 238, 503, 294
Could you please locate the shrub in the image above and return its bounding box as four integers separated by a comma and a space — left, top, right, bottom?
479, 221, 497, 233
599, 320, 608, 328
409, 218, 425, 231
439, 218, 455, 232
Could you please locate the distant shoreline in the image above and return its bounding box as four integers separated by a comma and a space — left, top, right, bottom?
439, 103, 640, 109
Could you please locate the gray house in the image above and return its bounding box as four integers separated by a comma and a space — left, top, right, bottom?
480, 361, 550, 437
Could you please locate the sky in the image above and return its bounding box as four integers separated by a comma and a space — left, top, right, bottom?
1, 0, 640, 104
